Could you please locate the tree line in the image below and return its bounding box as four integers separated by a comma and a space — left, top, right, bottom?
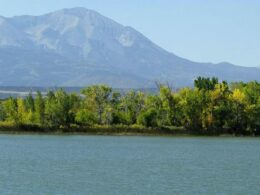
0, 77, 259, 135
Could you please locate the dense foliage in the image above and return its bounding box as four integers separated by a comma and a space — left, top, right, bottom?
0, 77, 259, 135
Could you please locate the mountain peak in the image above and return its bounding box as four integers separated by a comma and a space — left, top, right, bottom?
45, 7, 106, 21
60, 7, 98, 16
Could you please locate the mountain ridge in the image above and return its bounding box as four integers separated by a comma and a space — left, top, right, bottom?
0, 7, 259, 88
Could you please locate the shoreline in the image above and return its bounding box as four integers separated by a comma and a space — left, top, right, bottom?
0, 127, 258, 137
0, 131, 192, 137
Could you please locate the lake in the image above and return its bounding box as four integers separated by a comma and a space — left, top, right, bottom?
0, 87, 157, 99
0, 135, 259, 194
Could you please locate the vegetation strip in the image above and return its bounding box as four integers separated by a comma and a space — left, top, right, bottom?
0, 77, 259, 135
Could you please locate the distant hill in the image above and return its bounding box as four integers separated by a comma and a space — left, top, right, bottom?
0, 7, 259, 88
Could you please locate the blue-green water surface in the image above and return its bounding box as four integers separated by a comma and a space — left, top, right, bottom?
0, 135, 259, 194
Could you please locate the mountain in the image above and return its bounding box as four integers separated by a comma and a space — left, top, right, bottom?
0, 7, 259, 88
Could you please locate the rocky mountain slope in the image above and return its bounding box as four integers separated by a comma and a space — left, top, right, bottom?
0, 7, 259, 88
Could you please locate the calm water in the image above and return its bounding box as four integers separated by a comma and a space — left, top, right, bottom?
0, 135, 259, 195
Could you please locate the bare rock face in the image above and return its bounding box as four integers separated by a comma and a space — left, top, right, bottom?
0, 7, 259, 88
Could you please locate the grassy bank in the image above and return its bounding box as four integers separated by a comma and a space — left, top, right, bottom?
0, 123, 193, 136
0, 123, 258, 136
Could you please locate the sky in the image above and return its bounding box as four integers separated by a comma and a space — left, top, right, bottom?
0, 0, 259, 67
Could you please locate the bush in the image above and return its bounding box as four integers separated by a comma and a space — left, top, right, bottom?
137, 108, 158, 127
75, 110, 97, 126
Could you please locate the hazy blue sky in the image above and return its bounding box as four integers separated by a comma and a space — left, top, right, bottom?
0, 0, 259, 67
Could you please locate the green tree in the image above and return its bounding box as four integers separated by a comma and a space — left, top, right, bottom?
81, 85, 112, 124
178, 88, 204, 130
194, 76, 219, 91
158, 85, 179, 126
25, 93, 35, 112
0, 101, 6, 121
207, 82, 232, 131
75, 109, 97, 126
228, 89, 248, 133
120, 90, 145, 124
3, 98, 18, 125
137, 108, 158, 127
34, 91, 45, 126
45, 89, 75, 128
17, 98, 28, 124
